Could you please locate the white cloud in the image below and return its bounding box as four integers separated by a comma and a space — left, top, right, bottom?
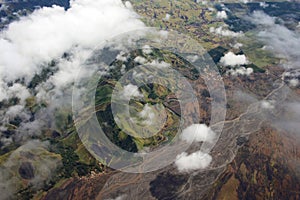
142, 45, 152, 54
134, 56, 147, 64
220, 52, 248, 66
250, 11, 275, 26
0, 81, 31, 102
180, 124, 215, 144
121, 84, 143, 101
0, 4, 8, 12
248, 11, 300, 142
240, 0, 252, 3
232, 42, 243, 49
0, 81, 7, 102
148, 60, 170, 68
116, 52, 128, 62
175, 151, 212, 172
259, 2, 269, 8
121, 64, 126, 74
289, 79, 299, 87
208, 7, 215, 12
124, 1, 133, 9
5, 105, 27, 120
216, 11, 227, 19
7, 83, 31, 104
283, 70, 300, 88
138, 104, 156, 125
210, 26, 243, 37
227, 67, 253, 76
261, 100, 275, 110
176, 124, 215, 172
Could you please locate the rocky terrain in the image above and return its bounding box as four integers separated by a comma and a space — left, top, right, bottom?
0, 0, 299, 199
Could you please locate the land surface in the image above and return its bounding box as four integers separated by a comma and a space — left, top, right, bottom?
0, 0, 299, 200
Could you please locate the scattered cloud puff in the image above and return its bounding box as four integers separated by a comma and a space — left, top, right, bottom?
5, 105, 29, 121
0, 4, 8, 12
232, 42, 243, 49
0, 83, 31, 103
283, 71, 300, 87
259, 2, 269, 8
240, 0, 252, 3
180, 124, 215, 144
220, 52, 248, 66
148, 60, 171, 68
134, 56, 147, 64
142, 45, 152, 54
227, 67, 253, 76
121, 84, 143, 101
124, 1, 133, 9
289, 79, 299, 87
208, 7, 215, 12
116, 52, 128, 62
175, 151, 212, 172
175, 124, 215, 172
210, 26, 243, 37
138, 104, 156, 125
261, 100, 275, 110
250, 11, 275, 26
216, 11, 227, 19
220, 3, 231, 12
